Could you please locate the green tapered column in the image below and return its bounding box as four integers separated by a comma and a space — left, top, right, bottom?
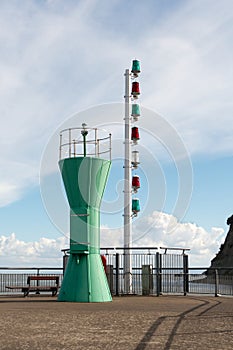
58, 157, 112, 302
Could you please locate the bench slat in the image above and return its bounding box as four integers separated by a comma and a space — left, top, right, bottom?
28, 286, 57, 290
29, 276, 58, 281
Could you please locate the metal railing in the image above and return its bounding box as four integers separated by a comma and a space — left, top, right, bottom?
100, 249, 233, 297
1, 256, 233, 297
104, 265, 233, 297
0, 267, 63, 295
59, 126, 112, 160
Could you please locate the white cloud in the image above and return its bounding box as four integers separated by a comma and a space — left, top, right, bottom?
0, 233, 67, 266
0, 211, 226, 267
101, 225, 123, 248
0, 0, 232, 209
141, 0, 233, 156
100, 211, 225, 267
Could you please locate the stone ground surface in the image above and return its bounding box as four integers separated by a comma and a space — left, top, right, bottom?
0, 295, 232, 349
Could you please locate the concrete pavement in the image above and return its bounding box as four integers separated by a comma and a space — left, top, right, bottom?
0, 295, 232, 349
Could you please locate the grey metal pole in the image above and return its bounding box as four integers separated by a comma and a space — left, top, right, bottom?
123, 69, 132, 294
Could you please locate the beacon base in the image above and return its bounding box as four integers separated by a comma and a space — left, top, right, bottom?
58, 253, 112, 302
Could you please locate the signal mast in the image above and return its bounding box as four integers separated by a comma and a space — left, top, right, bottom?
123, 60, 141, 293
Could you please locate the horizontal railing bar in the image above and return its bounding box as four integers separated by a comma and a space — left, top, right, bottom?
0, 267, 63, 270
60, 127, 99, 133
61, 247, 159, 254
100, 247, 159, 251
188, 267, 233, 270
160, 246, 190, 250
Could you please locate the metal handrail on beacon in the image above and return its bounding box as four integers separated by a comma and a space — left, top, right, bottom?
59, 124, 112, 161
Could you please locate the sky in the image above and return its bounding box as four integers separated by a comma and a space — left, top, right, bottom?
0, 0, 232, 267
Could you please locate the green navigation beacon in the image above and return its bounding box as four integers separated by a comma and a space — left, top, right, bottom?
58, 124, 112, 302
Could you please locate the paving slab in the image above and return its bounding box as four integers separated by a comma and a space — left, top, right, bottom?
0, 295, 232, 349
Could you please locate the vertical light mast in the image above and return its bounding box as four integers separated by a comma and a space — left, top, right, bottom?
123, 68, 132, 293
124, 60, 141, 293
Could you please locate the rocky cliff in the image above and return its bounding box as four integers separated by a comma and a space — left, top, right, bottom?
209, 215, 233, 274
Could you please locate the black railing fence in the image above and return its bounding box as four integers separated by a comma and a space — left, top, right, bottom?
1, 249, 233, 297
0, 268, 63, 295
101, 248, 233, 297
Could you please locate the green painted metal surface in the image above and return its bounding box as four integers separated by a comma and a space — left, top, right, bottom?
58, 253, 111, 302
132, 198, 140, 212
131, 103, 140, 117
131, 59, 141, 74
58, 157, 112, 302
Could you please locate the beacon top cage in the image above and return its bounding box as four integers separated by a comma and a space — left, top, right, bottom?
59, 124, 112, 161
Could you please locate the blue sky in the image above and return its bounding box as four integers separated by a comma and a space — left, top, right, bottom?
0, 0, 232, 267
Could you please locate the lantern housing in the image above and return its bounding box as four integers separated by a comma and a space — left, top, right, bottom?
131, 150, 140, 169
131, 60, 141, 77
132, 175, 140, 193
131, 127, 140, 144
131, 104, 140, 121
131, 82, 140, 98
132, 198, 140, 215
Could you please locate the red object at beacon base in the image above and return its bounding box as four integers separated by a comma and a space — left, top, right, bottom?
101, 255, 107, 273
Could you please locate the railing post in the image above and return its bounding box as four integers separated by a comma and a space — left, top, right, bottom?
183, 254, 189, 296
36, 268, 40, 294
115, 253, 119, 296
215, 269, 219, 297
156, 252, 161, 296
69, 128, 71, 158
59, 133, 62, 160
106, 265, 114, 294
142, 265, 153, 295
63, 254, 69, 276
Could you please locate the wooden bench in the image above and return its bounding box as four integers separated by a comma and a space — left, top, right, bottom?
6, 276, 59, 297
